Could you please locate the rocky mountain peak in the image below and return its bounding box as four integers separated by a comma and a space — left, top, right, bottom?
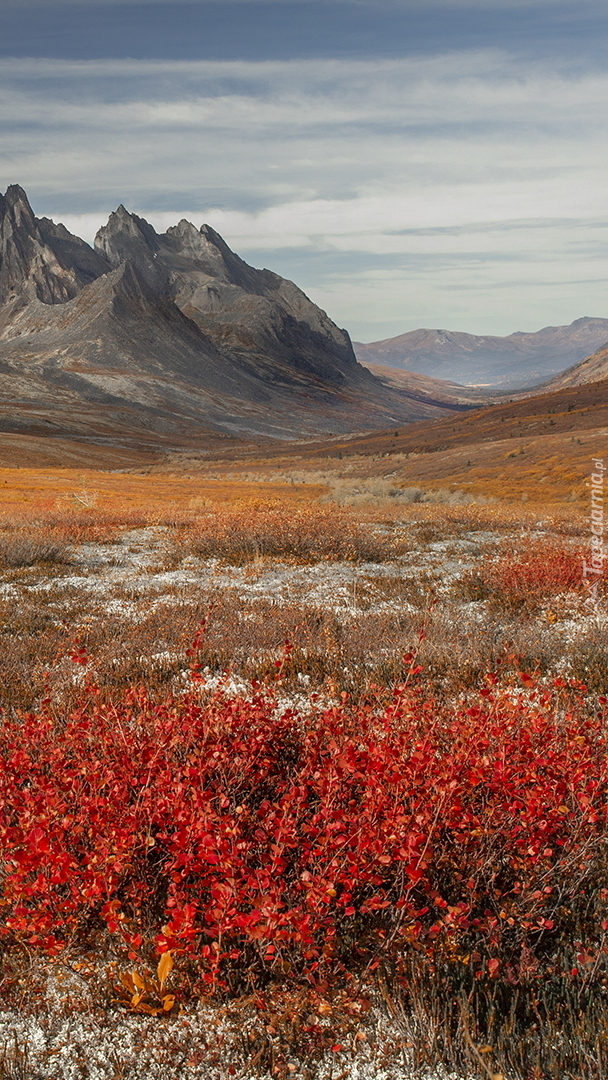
95, 206, 159, 256
95, 206, 166, 291
2, 184, 37, 227
172, 218, 200, 238
0, 184, 107, 307
0, 185, 430, 441
162, 219, 242, 284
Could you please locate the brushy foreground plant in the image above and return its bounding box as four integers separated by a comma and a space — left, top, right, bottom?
0, 638, 606, 1078
0, 534, 71, 568
184, 502, 399, 563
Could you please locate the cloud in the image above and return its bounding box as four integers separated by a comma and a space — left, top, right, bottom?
2, 0, 594, 6
1, 1, 604, 67
1, 53, 607, 336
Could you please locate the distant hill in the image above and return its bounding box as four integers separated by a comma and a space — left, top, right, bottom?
353, 319, 608, 387
541, 339, 608, 390
0, 185, 468, 445
357, 362, 504, 406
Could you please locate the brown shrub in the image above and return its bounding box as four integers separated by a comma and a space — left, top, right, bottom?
183, 503, 398, 563
0, 533, 72, 568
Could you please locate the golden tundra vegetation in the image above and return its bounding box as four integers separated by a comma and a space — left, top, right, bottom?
0, 377, 603, 713
0, 374, 605, 509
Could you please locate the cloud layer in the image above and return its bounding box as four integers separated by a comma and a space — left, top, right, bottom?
1, 52, 607, 338
4, 0, 597, 7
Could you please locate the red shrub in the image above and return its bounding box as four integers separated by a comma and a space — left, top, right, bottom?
0, 663, 605, 997
491, 546, 583, 596
461, 543, 585, 610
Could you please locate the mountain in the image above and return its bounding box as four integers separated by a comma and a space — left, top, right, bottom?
94, 207, 368, 394
0, 185, 467, 444
541, 339, 608, 390
353, 319, 608, 388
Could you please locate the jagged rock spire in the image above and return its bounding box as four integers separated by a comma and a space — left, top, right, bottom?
94, 206, 167, 292
0, 184, 108, 307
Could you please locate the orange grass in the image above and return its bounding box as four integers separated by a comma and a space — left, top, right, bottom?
389, 431, 593, 506
0, 467, 328, 520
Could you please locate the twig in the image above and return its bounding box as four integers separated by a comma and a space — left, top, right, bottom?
459, 995, 504, 1080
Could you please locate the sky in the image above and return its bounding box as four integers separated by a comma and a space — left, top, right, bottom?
1, 0, 607, 341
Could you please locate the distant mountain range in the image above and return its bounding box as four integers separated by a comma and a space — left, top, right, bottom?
0, 185, 463, 444
353, 320, 608, 388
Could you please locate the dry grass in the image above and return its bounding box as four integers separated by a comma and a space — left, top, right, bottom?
0, 591, 583, 712
0, 467, 327, 520
0, 534, 72, 568
0, 497, 598, 713
169, 380, 607, 510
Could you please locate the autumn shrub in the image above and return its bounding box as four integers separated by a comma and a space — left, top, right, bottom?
571, 642, 608, 693
184, 503, 397, 563
0, 650, 606, 1070
0, 533, 71, 568
0, 509, 174, 548
456, 542, 585, 612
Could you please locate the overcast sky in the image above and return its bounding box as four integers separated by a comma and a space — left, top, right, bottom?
1, 0, 607, 340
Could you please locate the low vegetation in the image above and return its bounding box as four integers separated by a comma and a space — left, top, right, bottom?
0, 489, 604, 1078
0, 534, 71, 568
455, 542, 585, 613
184, 502, 400, 563
1, 656, 606, 1079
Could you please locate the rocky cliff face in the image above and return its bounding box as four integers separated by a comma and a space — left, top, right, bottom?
0, 186, 461, 442
94, 208, 359, 386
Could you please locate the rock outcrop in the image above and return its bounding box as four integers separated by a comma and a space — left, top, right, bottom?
94, 208, 361, 387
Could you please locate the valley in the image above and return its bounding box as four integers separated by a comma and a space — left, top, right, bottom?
0, 183, 606, 1080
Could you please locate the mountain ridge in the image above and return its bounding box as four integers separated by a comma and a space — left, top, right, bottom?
353, 318, 608, 387
541, 339, 608, 390
3, 183, 605, 450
